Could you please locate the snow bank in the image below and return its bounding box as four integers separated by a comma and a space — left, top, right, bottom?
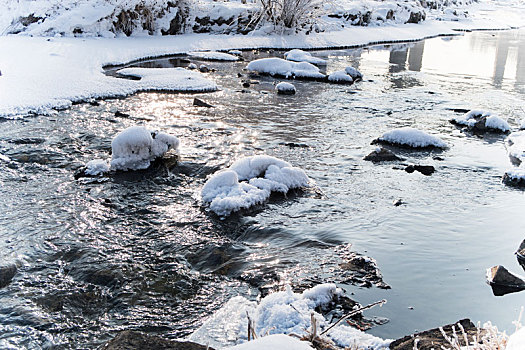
226, 335, 314, 350
246, 58, 326, 80
116, 67, 218, 92
328, 71, 354, 83
110, 126, 179, 171
201, 155, 309, 215
276, 82, 296, 95
188, 51, 240, 61
450, 110, 510, 133
85, 159, 110, 176
189, 284, 390, 349
374, 127, 448, 149
284, 49, 327, 65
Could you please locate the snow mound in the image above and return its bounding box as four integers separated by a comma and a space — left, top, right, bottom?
201, 155, 309, 216
345, 66, 363, 80
485, 115, 510, 132
451, 110, 491, 126
506, 131, 525, 164
507, 326, 525, 350
110, 126, 179, 171
246, 58, 325, 80
190, 284, 390, 349
328, 71, 354, 83
284, 49, 327, 65
116, 68, 218, 92
450, 110, 509, 132
276, 82, 296, 95
374, 127, 447, 149
85, 159, 110, 176
226, 334, 314, 350
188, 51, 240, 61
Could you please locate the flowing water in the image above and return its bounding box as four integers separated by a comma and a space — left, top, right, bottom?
1, 28, 525, 348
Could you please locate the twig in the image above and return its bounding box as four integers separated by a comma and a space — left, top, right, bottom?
320, 299, 386, 336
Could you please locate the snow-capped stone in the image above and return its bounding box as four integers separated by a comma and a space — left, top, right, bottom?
201, 155, 309, 215
506, 131, 525, 165
451, 110, 491, 127
85, 159, 110, 176
275, 82, 296, 95
450, 110, 509, 133
503, 168, 525, 187
373, 127, 447, 149
345, 66, 363, 80
328, 70, 353, 84
110, 126, 179, 171
246, 58, 325, 80
284, 49, 327, 65
484, 115, 510, 133
188, 63, 198, 70
188, 51, 239, 61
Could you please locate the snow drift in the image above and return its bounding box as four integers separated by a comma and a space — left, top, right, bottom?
201, 155, 310, 216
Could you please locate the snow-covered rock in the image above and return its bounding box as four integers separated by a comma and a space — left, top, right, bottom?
190, 284, 390, 349
116, 67, 218, 93
201, 155, 309, 215
110, 126, 179, 171
451, 110, 491, 126
85, 159, 110, 176
503, 168, 525, 187
284, 49, 327, 65
275, 82, 296, 95
345, 66, 363, 80
225, 335, 314, 350
328, 70, 354, 84
506, 131, 525, 165
373, 127, 447, 149
188, 51, 240, 61
246, 58, 325, 80
507, 326, 525, 350
188, 63, 198, 70
450, 110, 510, 133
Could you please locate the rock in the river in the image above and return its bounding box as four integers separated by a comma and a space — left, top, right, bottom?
275, 82, 296, 95
193, 98, 214, 108
503, 168, 525, 187
199, 64, 209, 73
102, 330, 213, 350
486, 265, 525, 296
345, 66, 363, 81
390, 319, 478, 350
0, 264, 17, 289
364, 147, 403, 162
405, 165, 435, 176
516, 239, 525, 262
450, 110, 510, 134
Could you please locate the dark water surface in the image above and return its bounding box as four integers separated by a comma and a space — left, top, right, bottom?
1, 28, 525, 348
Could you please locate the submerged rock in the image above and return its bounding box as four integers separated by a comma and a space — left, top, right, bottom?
390, 319, 478, 350
0, 264, 17, 289
405, 165, 435, 176
486, 265, 525, 296
364, 147, 403, 162
193, 98, 214, 108
339, 252, 390, 289
102, 331, 212, 350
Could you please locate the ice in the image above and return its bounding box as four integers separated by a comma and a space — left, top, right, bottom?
225, 334, 314, 350
327, 71, 354, 83
246, 58, 326, 80
344, 66, 363, 80
116, 67, 218, 92
189, 284, 390, 349
110, 126, 179, 171
376, 127, 448, 148
284, 49, 327, 65
84, 159, 110, 176
275, 82, 296, 94
507, 326, 525, 350
201, 155, 309, 215
188, 51, 240, 61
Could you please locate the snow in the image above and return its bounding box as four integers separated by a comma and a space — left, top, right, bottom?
485, 115, 510, 133
284, 49, 327, 65
110, 126, 179, 171
507, 131, 525, 164
225, 335, 314, 350
344, 66, 363, 80
375, 127, 448, 148
246, 58, 325, 80
188, 63, 198, 70
451, 110, 491, 127
201, 155, 309, 215
188, 51, 240, 61
189, 284, 390, 349
503, 168, 525, 181
327, 71, 354, 83
85, 159, 110, 176
116, 67, 218, 92
275, 82, 296, 94
506, 327, 525, 350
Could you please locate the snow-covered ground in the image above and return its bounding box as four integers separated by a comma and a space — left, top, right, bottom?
0, 0, 524, 118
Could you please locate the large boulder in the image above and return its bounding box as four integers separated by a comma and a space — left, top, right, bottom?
102, 331, 213, 350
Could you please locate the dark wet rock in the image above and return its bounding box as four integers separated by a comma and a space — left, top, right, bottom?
390, 319, 478, 350
516, 239, 525, 262
89, 100, 100, 106
487, 265, 525, 296
242, 81, 250, 88
406, 9, 426, 24
364, 147, 403, 162
448, 108, 471, 114
502, 172, 525, 188
199, 65, 209, 73
405, 165, 435, 176
393, 199, 404, 206
433, 156, 444, 161
237, 72, 243, 77
193, 98, 214, 108
339, 252, 390, 289
0, 264, 17, 289
280, 142, 309, 148
115, 111, 130, 118
8, 137, 46, 145
102, 330, 212, 350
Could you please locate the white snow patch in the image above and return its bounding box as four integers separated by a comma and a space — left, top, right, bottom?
110, 126, 179, 171
284, 49, 327, 65
116, 67, 218, 92
276, 82, 296, 94
506, 131, 525, 164
328, 70, 353, 83
507, 326, 525, 350
485, 115, 510, 132
226, 335, 314, 350
376, 127, 448, 148
188, 51, 240, 61
201, 155, 309, 215
246, 58, 325, 79
344, 66, 363, 80
189, 284, 390, 349
451, 110, 491, 127
85, 159, 110, 176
